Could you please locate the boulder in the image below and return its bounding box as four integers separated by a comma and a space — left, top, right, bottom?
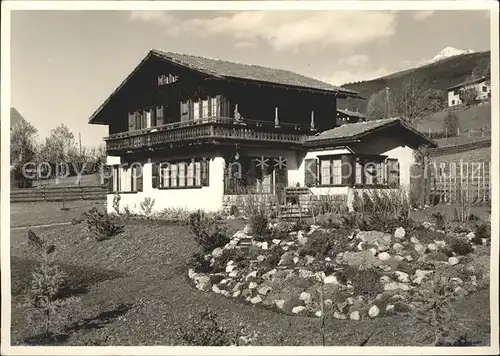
297, 235, 308, 246
370, 248, 377, 256
411, 236, 420, 244
248, 282, 258, 289
448, 256, 460, 266
292, 306, 307, 314
298, 269, 315, 279
413, 270, 433, 284
245, 271, 258, 280
466, 232, 476, 241
275, 299, 286, 310
414, 244, 426, 254
394, 227, 406, 239
394, 271, 410, 283
405, 255, 413, 262
193, 275, 211, 291
188, 268, 196, 279
229, 270, 239, 278
262, 269, 278, 280
393, 243, 404, 254
212, 284, 222, 294
314, 271, 326, 281
315, 311, 323, 318
262, 242, 269, 250
342, 250, 379, 268
241, 289, 252, 298
250, 296, 263, 304
435, 240, 446, 248
386, 304, 395, 312
378, 252, 391, 261
243, 224, 253, 235
278, 251, 294, 266
257, 255, 266, 262
226, 264, 236, 273
368, 305, 380, 318
324, 275, 339, 284
394, 255, 404, 262
384, 282, 410, 291
233, 230, 247, 239
305, 255, 315, 265
212, 247, 223, 258
232, 290, 241, 298
333, 312, 347, 320
299, 292, 312, 304
350, 311, 360, 321
272, 239, 281, 245
356, 231, 392, 251
257, 284, 273, 295
293, 256, 300, 264
427, 243, 438, 252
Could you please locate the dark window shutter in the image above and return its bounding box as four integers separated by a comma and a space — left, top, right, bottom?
135, 112, 141, 130
136, 165, 143, 192
341, 155, 354, 186
107, 166, 114, 192
151, 108, 157, 127
201, 158, 209, 186
387, 159, 400, 188
152, 162, 159, 188
305, 158, 318, 187
128, 113, 136, 131
157, 106, 164, 126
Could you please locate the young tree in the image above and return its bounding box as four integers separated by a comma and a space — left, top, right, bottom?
459, 86, 478, 107
41, 124, 78, 166
442, 111, 460, 136
11, 116, 38, 187
422, 89, 447, 115
366, 87, 396, 120
391, 74, 430, 125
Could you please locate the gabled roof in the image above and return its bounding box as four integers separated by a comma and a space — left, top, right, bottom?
337, 108, 368, 119
305, 118, 438, 148
447, 76, 490, 91
89, 49, 361, 124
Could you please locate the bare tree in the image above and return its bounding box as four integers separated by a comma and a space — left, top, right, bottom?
366, 87, 396, 120
391, 74, 429, 125
459, 86, 478, 107
442, 111, 460, 136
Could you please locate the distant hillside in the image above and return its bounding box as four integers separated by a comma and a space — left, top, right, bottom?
340, 51, 490, 112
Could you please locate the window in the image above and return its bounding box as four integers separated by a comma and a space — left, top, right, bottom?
451, 100, 455, 105
155, 158, 210, 189
193, 101, 200, 120
454, 89, 460, 95
482, 86, 488, 92
319, 157, 342, 185
202, 99, 209, 118
210, 97, 219, 116
108, 164, 143, 193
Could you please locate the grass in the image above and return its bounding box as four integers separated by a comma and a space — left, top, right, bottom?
10, 201, 104, 228
9, 211, 491, 346
31, 173, 102, 187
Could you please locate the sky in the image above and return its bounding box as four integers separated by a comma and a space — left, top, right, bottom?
10, 9, 491, 148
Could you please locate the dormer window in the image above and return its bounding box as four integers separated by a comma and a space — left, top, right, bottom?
157, 74, 178, 86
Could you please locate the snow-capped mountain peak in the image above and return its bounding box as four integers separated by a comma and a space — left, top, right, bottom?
419, 46, 475, 67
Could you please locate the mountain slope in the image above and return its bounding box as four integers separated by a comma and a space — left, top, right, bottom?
418, 46, 475, 67
340, 51, 490, 112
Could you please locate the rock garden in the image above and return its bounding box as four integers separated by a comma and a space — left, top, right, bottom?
188, 198, 491, 323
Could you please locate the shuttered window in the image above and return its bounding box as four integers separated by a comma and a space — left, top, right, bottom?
154, 158, 210, 189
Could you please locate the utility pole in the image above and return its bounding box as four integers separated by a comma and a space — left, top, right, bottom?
79, 132, 82, 155
385, 87, 390, 118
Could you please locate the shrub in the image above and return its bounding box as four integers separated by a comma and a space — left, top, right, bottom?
293, 219, 310, 233
431, 212, 447, 230
140, 197, 155, 217
336, 265, 383, 299
26, 230, 67, 339
83, 207, 124, 241
474, 222, 490, 241
160, 207, 191, 224
189, 210, 229, 252
189, 252, 214, 274
449, 239, 473, 256
216, 248, 246, 268
264, 246, 282, 268
249, 210, 270, 241
229, 205, 239, 217
112, 193, 121, 215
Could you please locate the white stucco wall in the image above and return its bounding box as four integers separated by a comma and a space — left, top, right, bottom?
106, 155, 225, 214
448, 81, 491, 107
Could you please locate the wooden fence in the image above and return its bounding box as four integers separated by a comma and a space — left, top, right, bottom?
10, 185, 107, 203
427, 160, 491, 205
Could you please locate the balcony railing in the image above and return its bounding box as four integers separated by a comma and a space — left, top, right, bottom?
105, 117, 312, 152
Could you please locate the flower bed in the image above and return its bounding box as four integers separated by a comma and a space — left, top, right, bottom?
188, 219, 489, 321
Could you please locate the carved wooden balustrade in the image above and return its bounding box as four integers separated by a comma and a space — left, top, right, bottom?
105, 117, 312, 153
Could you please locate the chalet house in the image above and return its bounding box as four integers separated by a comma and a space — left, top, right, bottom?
336, 108, 367, 125
447, 76, 491, 107
89, 49, 437, 214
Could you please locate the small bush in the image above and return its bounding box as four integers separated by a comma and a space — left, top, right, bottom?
189, 252, 213, 274
336, 265, 384, 299
264, 246, 282, 268
160, 207, 191, 224
450, 239, 473, 256
249, 210, 270, 239
176, 309, 233, 346
83, 207, 124, 241
216, 248, 246, 268
140, 197, 155, 217
229, 205, 239, 217
189, 210, 229, 252
112, 193, 121, 215
474, 222, 490, 241
431, 212, 447, 230
293, 219, 310, 233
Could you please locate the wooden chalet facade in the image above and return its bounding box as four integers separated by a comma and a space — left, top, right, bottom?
89, 50, 436, 214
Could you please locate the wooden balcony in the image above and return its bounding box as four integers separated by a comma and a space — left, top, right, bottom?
105, 117, 312, 153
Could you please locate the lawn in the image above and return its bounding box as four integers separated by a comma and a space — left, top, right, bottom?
9, 214, 491, 346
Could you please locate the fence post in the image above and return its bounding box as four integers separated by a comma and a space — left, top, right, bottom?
81, 186, 84, 200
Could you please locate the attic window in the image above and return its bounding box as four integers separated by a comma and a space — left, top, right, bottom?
158, 74, 179, 86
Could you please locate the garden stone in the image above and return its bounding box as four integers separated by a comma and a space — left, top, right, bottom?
466, 232, 476, 241
342, 250, 378, 268
212, 284, 221, 294
305, 255, 315, 265
368, 305, 380, 318
414, 244, 426, 254
384, 282, 410, 291
394, 227, 406, 239
378, 252, 391, 261
257, 255, 266, 262
394, 271, 410, 283
350, 311, 360, 321
325, 299, 333, 306
275, 299, 286, 310
357, 241, 366, 251
257, 284, 273, 295
386, 304, 395, 312
232, 290, 241, 298
229, 270, 239, 278
193, 275, 211, 291
324, 275, 339, 284
212, 247, 223, 258
346, 297, 354, 305
298, 269, 315, 279
448, 257, 459, 266
299, 292, 312, 304
250, 296, 262, 304
279, 251, 294, 266
308, 225, 320, 235
394, 255, 404, 262
293, 256, 300, 264
333, 312, 347, 320
356, 231, 392, 250
370, 248, 377, 256
241, 289, 252, 298
262, 269, 277, 280
427, 243, 438, 252
188, 268, 196, 279
262, 242, 269, 250
245, 271, 258, 280
405, 255, 413, 262
315, 311, 323, 317
379, 264, 392, 272
220, 279, 229, 285
248, 282, 258, 289
297, 235, 308, 246
393, 243, 404, 253
272, 239, 281, 245
422, 221, 432, 229
282, 246, 289, 251
325, 257, 332, 261
255, 242, 262, 248
233, 230, 247, 239
411, 236, 420, 244
292, 306, 307, 314
226, 264, 236, 273
435, 240, 446, 248
286, 241, 295, 246
243, 224, 253, 234
245, 296, 252, 302
413, 270, 433, 284
231, 282, 244, 292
